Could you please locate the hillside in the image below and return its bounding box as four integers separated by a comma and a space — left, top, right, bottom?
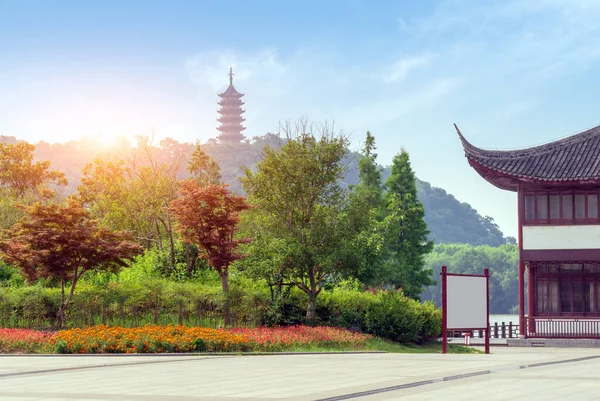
1, 134, 513, 246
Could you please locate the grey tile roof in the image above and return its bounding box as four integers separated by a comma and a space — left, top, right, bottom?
455, 124, 600, 182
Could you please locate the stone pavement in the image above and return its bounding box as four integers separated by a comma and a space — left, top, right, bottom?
0, 347, 599, 400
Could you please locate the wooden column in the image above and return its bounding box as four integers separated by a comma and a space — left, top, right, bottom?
527, 263, 535, 334
518, 187, 526, 337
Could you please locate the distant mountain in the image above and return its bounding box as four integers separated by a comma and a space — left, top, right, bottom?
1, 134, 514, 246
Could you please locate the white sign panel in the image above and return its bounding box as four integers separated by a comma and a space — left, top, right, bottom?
447, 275, 487, 329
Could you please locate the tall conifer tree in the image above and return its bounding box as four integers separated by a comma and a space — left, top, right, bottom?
380, 149, 434, 299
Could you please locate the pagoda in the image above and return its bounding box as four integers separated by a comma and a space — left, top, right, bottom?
216, 67, 246, 143
457, 123, 600, 340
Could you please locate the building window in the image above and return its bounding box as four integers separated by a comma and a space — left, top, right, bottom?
575, 194, 586, 219
525, 195, 535, 220
549, 195, 560, 219
524, 190, 600, 224
588, 194, 598, 219
535, 261, 600, 317
562, 194, 573, 219
537, 195, 548, 220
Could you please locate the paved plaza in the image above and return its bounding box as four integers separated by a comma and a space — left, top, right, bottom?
0, 347, 599, 400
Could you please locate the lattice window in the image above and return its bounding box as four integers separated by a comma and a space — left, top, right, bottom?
532, 261, 600, 317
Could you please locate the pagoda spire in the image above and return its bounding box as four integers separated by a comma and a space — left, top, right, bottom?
217, 67, 246, 143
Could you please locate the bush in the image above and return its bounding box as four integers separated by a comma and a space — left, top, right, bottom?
316, 282, 376, 331
365, 291, 422, 343
417, 301, 442, 341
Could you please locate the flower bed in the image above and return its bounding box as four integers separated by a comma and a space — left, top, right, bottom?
0, 325, 373, 354
51, 325, 250, 354
0, 328, 54, 353
230, 325, 372, 351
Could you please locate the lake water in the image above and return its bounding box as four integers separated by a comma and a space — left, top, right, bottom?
490, 314, 519, 325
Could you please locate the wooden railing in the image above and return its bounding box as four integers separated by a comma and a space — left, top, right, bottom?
448, 321, 519, 339
526, 316, 600, 339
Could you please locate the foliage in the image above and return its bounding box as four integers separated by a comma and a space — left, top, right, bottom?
188, 143, 221, 186
376, 150, 434, 299
420, 243, 519, 313
2, 135, 513, 247
241, 121, 371, 324
0, 199, 143, 327
78, 136, 188, 272
364, 291, 441, 344
170, 181, 250, 325
0, 142, 67, 196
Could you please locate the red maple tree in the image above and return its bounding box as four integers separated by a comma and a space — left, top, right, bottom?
170, 181, 250, 325
0, 199, 143, 327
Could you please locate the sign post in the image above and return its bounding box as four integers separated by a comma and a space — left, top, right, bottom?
441, 265, 490, 354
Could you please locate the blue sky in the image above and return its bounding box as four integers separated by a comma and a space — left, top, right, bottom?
2, 0, 600, 238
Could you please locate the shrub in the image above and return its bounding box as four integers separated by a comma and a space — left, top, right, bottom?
364, 291, 423, 343
417, 301, 442, 341
317, 282, 376, 330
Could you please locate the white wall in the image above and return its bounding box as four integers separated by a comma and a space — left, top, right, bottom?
523, 225, 600, 250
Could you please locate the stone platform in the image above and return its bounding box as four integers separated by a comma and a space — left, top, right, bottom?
507, 338, 600, 348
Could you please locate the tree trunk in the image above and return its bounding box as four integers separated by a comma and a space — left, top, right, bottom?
306, 268, 318, 326
56, 307, 65, 329
185, 243, 193, 277
306, 292, 317, 326
220, 273, 231, 326
57, 276, 66, 329
167, 228, 175, 273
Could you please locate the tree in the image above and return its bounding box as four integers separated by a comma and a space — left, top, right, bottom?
240, 121, 361, 324
188, 142, 221, 186
0, 199, 143, 327
353, 131, 383, 208
379, 150, 434, 298
345, 132, 388, 284
78, 136, 188, 273
421, 243, 518, 313
0, 142, 67, 196
0, 142, 67, 230
169, 181, 250, 325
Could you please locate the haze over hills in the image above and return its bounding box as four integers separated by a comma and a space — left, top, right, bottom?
1, 133, 513, 247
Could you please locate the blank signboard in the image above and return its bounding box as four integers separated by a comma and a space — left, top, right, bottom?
447, 275, 487, 329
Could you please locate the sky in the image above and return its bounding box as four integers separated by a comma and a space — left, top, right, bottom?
2, 0, 600, 239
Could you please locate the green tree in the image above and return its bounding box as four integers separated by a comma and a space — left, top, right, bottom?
78, 136, 187, 272
240, 121, 359, 324
353, 131, 383, 208
421, 243, 518, 313
378, 150, 434, 299
188, 142, 221, 186
346, 132, 387, 284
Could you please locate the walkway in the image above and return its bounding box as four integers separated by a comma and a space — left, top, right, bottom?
0, 347, 599, 400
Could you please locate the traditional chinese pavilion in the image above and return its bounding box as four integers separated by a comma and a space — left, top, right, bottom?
217, 67, 246, 143
457, 123, 600, 339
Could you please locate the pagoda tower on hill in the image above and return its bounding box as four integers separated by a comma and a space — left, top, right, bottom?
217, 67, 246, 143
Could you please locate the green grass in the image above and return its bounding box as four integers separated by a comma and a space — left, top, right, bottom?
363, 338, 482, 354
234, 339, 482, 354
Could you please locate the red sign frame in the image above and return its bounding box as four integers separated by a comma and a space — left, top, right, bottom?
441, 265, 490, 354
